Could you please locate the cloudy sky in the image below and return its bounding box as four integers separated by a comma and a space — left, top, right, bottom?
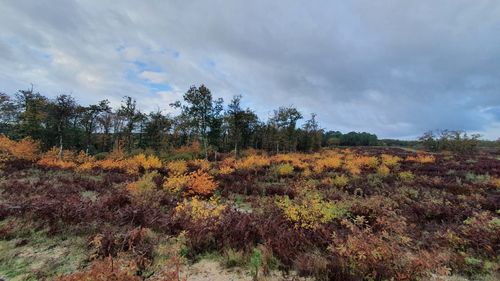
1, 0, 499, 139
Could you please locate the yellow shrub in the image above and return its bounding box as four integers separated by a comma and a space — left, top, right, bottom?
377, 165, 390, 177
167, 160, 188, 175
187, 170, 218, 195
399, 171, 415, 182
235, 155, 270, 171
313, 156, 342, 174
331, 174, 349, 188
381, 154, 401, 167
405, 154, 435, 164
344, 161, 361, 176
275, 189, 346, 229
163, 174, 190, 193
276, 163, 294, 177
356, 156, 379, 168
175, 196, 226, 221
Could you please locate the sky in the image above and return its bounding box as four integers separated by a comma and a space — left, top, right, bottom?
1, 0, 499, 140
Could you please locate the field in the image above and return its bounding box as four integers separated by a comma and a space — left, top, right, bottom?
0, 137, 499, 281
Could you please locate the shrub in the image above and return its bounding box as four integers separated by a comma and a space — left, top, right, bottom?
275, 163, 294, 177
190, 159, 211, 171
0, 136, 40, 161
405, 154, 435, 164
163, 174, 190, 193
235, 155, 270, 171
186, 170, 218, 195
399, 171, 415, 182
223, 248, 246, 268
331, 174, 349, 188
55, 257, 141, 281
275, 188, 347, 229
313, 156, 342, 174
37, 147, 78, 169
377, 164, 390, 177
490, 177, 500, 189
167, 160, 188, 175
381, 154, 401, 167
249, 247, 262, 281
127, 171, 159, 194
175, 196, 226, 221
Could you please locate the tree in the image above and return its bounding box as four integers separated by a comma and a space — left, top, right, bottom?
49, 94, 77, 157
15, 87, 49, 142
117, 96, 141, 151
269, 106, 303, 152
300, 113, 323, 152
175, 85, 218, 158
143, 110, 172, 151
80, 100, 111, 153
0, 92, 18, 135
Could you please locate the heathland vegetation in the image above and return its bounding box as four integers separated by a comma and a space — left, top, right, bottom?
0, 86, 499, 281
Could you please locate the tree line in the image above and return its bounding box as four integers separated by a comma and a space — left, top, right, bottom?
0, 85, 380, 158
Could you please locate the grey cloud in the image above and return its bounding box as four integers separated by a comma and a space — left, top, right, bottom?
0, 0, 499, 139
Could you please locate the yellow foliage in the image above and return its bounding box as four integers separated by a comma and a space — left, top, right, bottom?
344, 161, 361, 176
276, 163, 294, 176
331, 174, 349, 188
377, 165, 390, 177
381, 154, 401, 167
313, 156, 342, 174
399, 171, 415, 182
167, 160, 188, 175
175, 196, 226, 221
405, 154, 435, 164
235, 155, 270, 171
163, 174, 190, 193
275, 188, 346, 229
187, 170, 218, 195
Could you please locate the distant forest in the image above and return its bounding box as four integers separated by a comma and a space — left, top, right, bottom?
0, 85, 381, 157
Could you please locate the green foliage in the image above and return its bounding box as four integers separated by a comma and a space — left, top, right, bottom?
249, 247, 262, 281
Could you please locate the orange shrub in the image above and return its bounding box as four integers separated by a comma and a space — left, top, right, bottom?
187, 169, 218, 195
0, 135, 40, 161
37, 147, 77, 169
